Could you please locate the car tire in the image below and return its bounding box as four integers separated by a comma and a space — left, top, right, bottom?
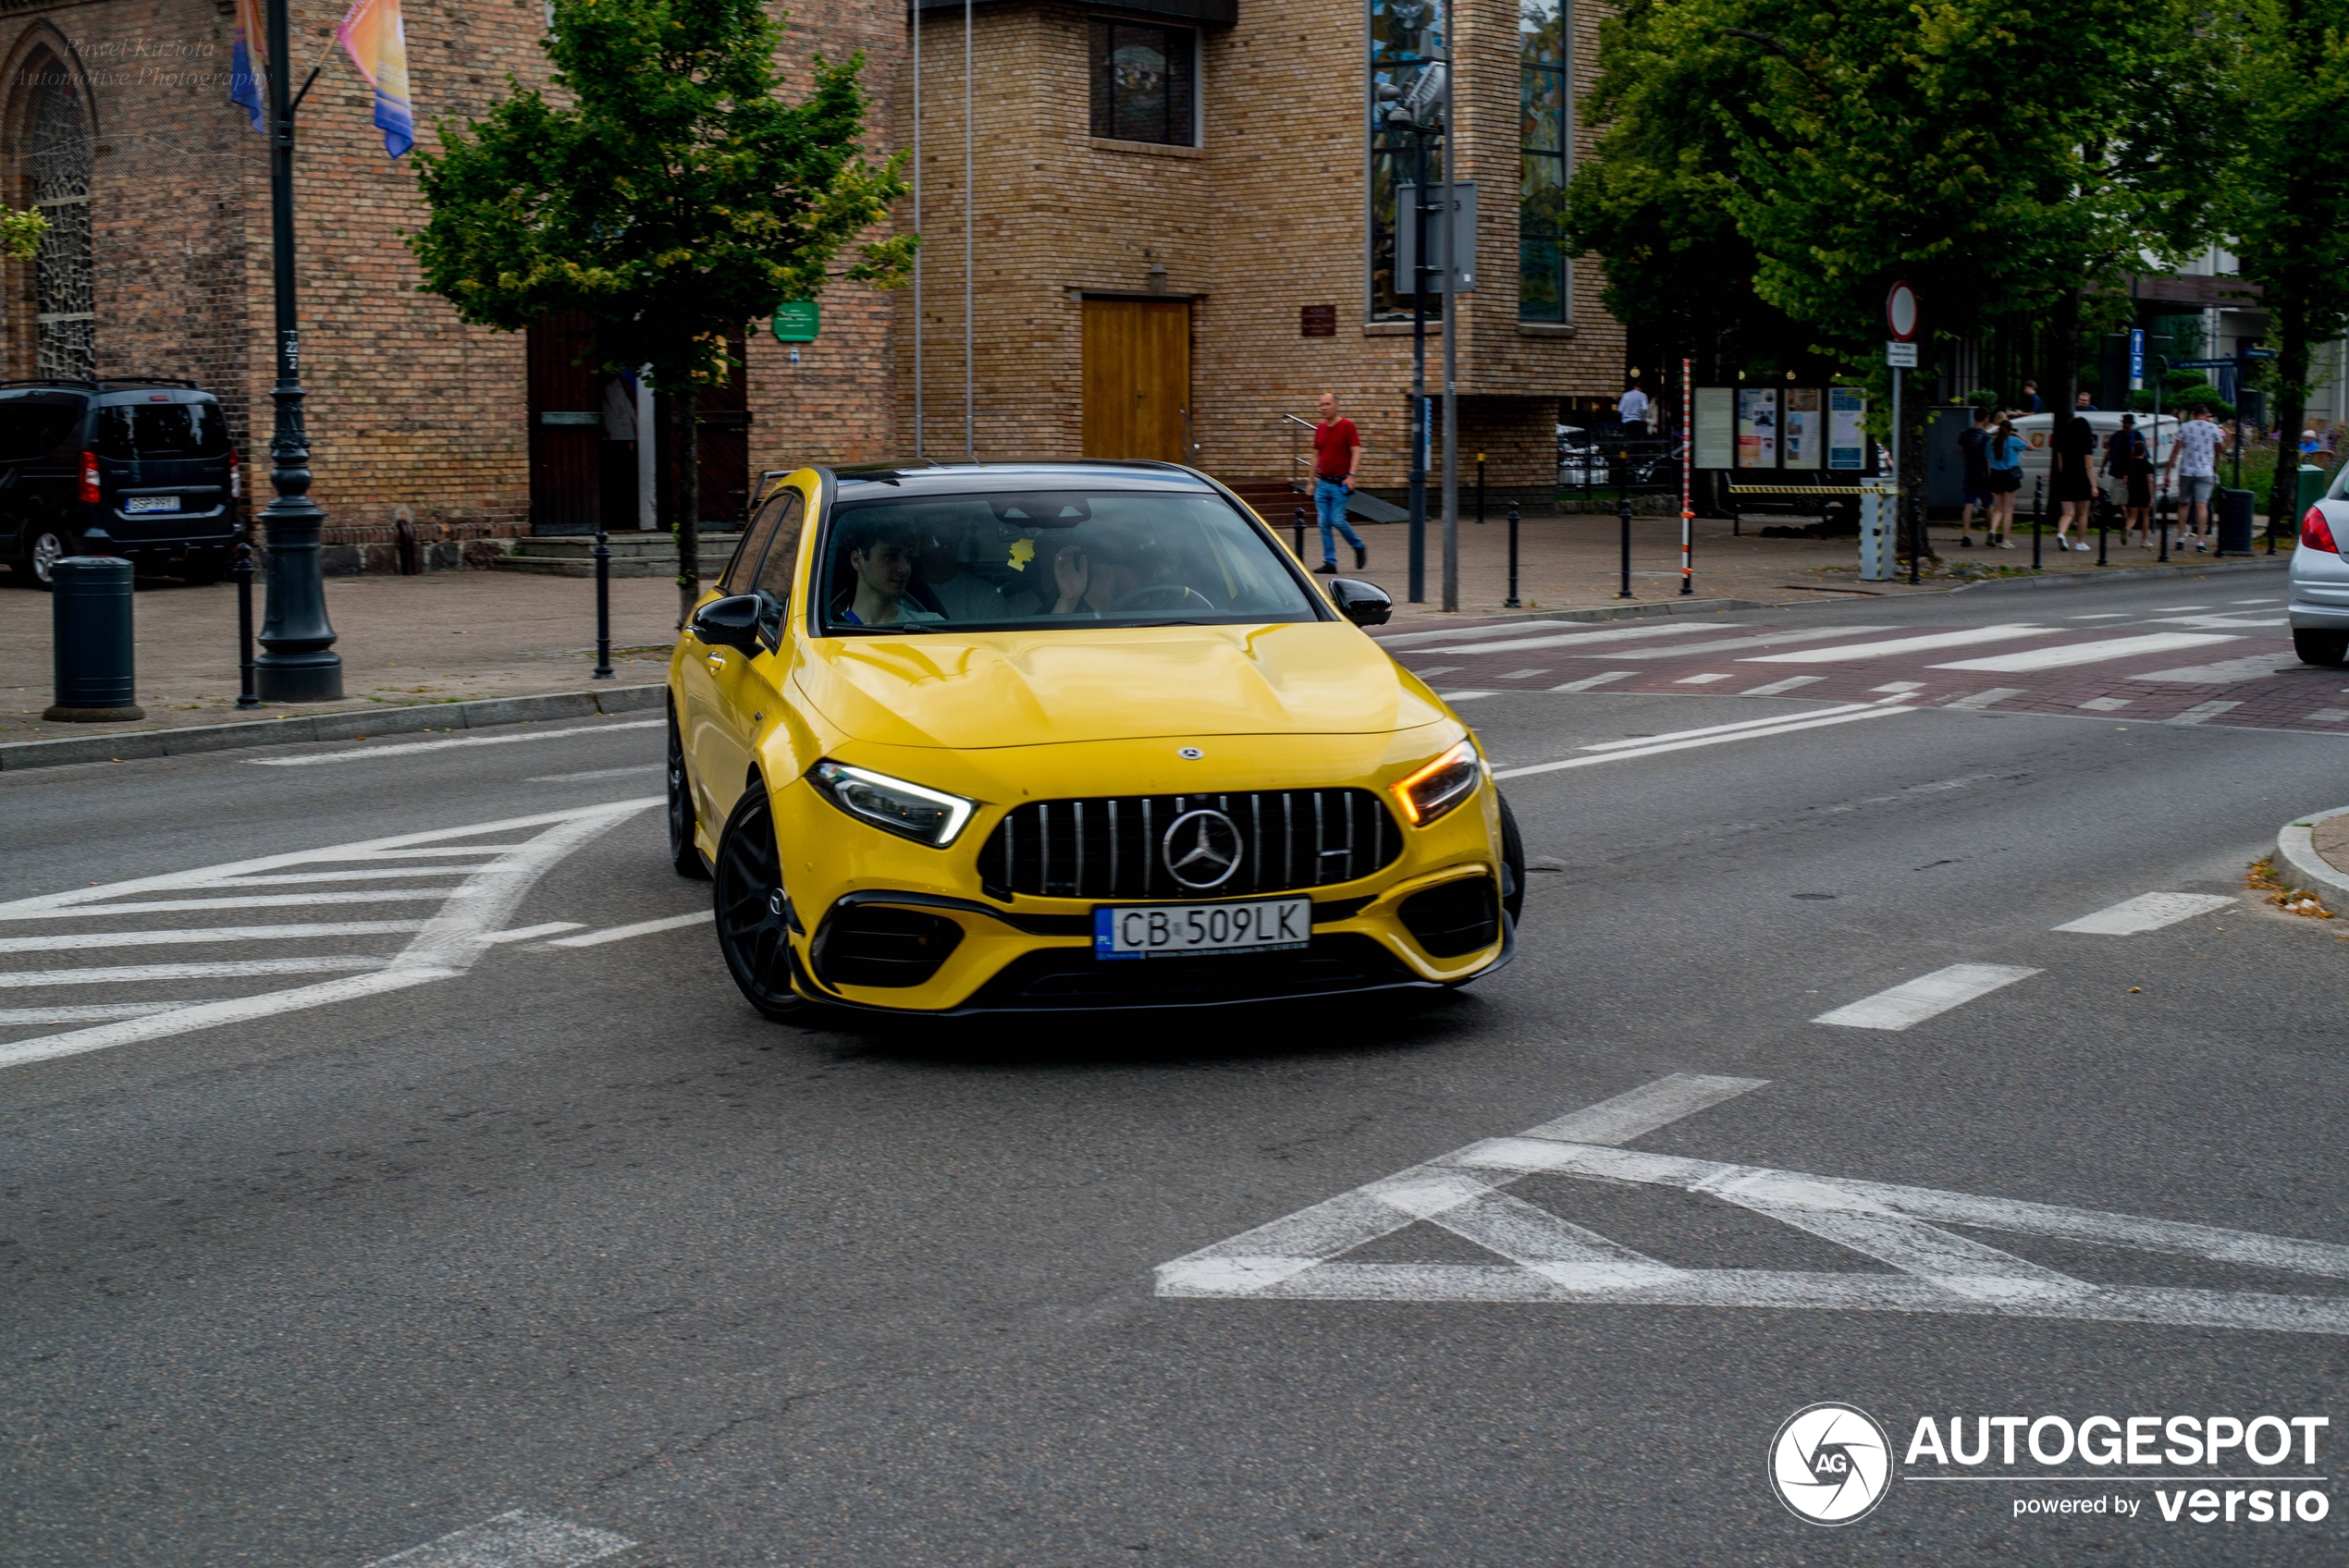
1498, 790, 1527, 926
712, 782, 815, 1023
2294, 627, 2349, 668
23, 524, 73, 589
666, 704, 710, 879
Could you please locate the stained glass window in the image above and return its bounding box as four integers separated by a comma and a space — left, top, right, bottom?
1368, 0, 1445, 321
1519, 0, 1570, 323
28, 67, 93, 379
1090, 20, 1197, 147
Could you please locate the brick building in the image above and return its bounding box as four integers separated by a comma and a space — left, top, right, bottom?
1, 0, 1621, 574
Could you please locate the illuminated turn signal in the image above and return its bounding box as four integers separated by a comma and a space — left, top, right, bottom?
1392, 740, 1482, 827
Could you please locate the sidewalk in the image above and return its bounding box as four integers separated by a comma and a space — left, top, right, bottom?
0, 516, 2289, 743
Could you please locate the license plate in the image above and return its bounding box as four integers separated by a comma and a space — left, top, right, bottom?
1093, 897, 1311, 961
125, 496, 181, 513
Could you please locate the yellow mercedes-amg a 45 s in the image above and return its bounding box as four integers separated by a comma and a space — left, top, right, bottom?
666, 460, 1522, 1019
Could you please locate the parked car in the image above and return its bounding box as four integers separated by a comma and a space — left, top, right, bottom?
668, 459, 1522, 1021
2290, 466, 2349, 667
0, 378, 240, 587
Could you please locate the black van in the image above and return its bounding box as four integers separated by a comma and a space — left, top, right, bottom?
0, 379, 240, 587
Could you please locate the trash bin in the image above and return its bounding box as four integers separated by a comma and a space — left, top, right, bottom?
2215, 488, 2255, 556
44, 556, 144, 722
2296, 463, 2328, 523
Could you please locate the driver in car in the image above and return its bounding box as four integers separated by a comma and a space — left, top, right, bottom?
834, 517, 946, 627
1045, 528, 1174, 616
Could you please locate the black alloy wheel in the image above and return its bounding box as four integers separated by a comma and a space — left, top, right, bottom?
1498, 791, 1527, 926
2294, 627, 2349, 668
713, 784, 813, 1023
667, 704, 709, 879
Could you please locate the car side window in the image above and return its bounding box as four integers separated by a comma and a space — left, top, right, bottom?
750, 491, 806, 637
719, 491, 791, 596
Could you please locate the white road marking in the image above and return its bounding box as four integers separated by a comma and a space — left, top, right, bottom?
543, 913, 707, 948
0, 801, 658, 1072
2134, 653, 2304, 683
1580, 704, 1876, 752
0, 956, 387, 988
360, 1510, 635, 1568
1409, 621, 1741, 657
2306, 708, 2349, 723
0, 922, 424, 954
1159, 1073, 2349, 1332
2068, 613, 2132, 619
0, 1002, 227, 1024
1673, 672, 1732, 684
1741, 675, 1826, 696
1375, 619, 1560, 649
1743, 624, 2057, 664
1587, 626, 1899, 661
176, 869, 498, 888
1933, 631, 2240, 673
1944, 687, 2028, 710
2055, 892, 2233, 935
248, 718, 661, 766
481, 922, 586, 944
2149, 614, 2289, 629
1547, 671, 1633, 692
2232, 596, 2279, 604
1494, 668, 1551, 680
2077, 696, 2133, 711
1438, 691, 1500, 702
0, 890, 471, 920
1870, 680, 1924, 693
1496, 705, 1911, 778
1408, 666, 1461, 679
1812, 963, 2040, 1030
2147, 604, 2209, 611
526, 764, 664, 783
2167, 699, 2244, 726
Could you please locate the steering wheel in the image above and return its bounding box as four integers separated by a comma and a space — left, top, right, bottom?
1111, 583, 1218, 613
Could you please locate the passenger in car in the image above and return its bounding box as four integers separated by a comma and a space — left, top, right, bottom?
832, 516, 945, 627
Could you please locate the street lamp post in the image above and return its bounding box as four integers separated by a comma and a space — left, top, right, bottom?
254, 0, 341, 703
1397, 105, 1433, 604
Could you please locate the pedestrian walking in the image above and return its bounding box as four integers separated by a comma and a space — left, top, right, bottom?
2050, 413, 2097, 550
1310, 391, 1367, 575
1957, 406, 1994, 542
2104, 413, 2153, 546
2160, 405, 2227, 551
1617, 379, 1651, 436
1985, 415, 2023, 546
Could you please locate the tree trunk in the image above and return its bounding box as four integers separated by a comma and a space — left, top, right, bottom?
674, 391, 702, 628
2265, 300, 2311, 544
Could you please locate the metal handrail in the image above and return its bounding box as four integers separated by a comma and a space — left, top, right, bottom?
1283, 412, 1319, 493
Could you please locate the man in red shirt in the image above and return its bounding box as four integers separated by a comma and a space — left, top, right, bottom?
1311, 391, 1368, 574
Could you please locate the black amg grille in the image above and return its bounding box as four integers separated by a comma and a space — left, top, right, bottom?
978, 790, 1402, 900
965, 935, 1422, 1010
814, 905, 964, 988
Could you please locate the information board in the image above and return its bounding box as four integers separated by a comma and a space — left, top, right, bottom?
1692, 387, 1735, 469
1737, 388, 1778, 469
1827, 386, 1868, 471
1782, 388, 1821, 468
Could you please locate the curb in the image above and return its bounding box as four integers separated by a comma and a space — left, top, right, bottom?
2276, 804, 2349, 907
0, 682, 665, 774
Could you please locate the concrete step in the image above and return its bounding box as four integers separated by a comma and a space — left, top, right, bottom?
491, 532, 743, 576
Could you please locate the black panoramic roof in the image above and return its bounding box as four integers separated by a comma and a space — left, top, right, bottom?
829, 459, 1216, 497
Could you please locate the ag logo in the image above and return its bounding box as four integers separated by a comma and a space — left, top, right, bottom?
1769, 1403, 1893, 1525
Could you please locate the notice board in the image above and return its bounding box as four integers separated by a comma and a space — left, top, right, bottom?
1737, 388, 1779, 468
1692, 387, 1735, 469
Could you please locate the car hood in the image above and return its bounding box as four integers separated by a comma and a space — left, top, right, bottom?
792, 621, 1448, 748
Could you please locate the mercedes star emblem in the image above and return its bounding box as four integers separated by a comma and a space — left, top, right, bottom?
1161, 808, 1243, 889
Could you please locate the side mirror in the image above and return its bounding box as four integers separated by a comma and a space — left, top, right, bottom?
1328, 577, 1392, 628
689, 593, 763, 652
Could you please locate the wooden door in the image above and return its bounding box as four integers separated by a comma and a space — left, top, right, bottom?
656, 328, 752, 529
1081, 299, 1190, 461
527, 312, 603, 535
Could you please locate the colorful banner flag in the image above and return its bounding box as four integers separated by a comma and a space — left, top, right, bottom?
229, 0, 267, 134
336, 0, 414, 158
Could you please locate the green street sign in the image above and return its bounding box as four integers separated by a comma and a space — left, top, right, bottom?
771, 300, 819, 344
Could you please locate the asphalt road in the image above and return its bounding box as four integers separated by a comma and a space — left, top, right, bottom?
4, 568, 2345, 1567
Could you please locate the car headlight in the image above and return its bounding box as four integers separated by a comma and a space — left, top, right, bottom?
1391, 739, 1482, 827
808, 761, 977, 847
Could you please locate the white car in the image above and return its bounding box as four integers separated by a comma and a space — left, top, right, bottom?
2290, 469, 2349, 667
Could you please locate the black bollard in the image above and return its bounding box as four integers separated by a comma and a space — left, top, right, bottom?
2031, 477, 2043, 571
1293, 506, 1307, 562
1476, 452, 1486, 526
592, 516, 615, 680
1505, 500, 1521, 608
2097, 493, 2109, 566
1617, 493, 1634, 600
2158, 491, 2171, 563
1908, 489, 1922, 585
234, 533, 259, 708
45, 556, 144, 722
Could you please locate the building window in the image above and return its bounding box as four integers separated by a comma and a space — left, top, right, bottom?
1368, 0, 1445, 321
1519, 0, 1569, 323
1089, 19, 1196, 146
23, 62, 94, 378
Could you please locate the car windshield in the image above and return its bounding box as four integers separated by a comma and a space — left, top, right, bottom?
817, 487, 1324, 632
95, 402, 229, 460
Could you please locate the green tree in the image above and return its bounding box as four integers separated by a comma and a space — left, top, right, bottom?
2226, 0, 2349, 532
410, 0, 913, 621
1, 207, 44, 260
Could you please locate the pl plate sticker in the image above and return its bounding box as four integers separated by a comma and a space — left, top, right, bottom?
1771, 1403, 1894, 1525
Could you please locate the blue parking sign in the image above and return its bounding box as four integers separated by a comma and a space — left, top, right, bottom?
2129, 328, 2145, 389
